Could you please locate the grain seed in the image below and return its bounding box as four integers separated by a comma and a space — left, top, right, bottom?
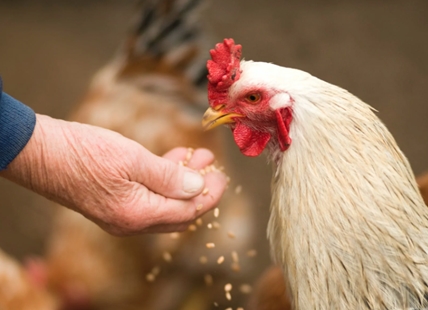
206, 243, 215, 249
217, 256, 224, 264
224, 283, 232, 292
202, 188, 209, 195
231, 251, 239, 263
204, 274, 213, 286
227, 231, 236, 239
235, 185, 242, 194
240, 284, 252, 294
162, 252, 172, 263
246, 249, 257, 257
214, 208, 220, 217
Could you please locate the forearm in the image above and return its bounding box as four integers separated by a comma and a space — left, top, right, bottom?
0, 114, 77, 207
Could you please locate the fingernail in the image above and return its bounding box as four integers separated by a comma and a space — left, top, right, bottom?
183, 171, 204, 194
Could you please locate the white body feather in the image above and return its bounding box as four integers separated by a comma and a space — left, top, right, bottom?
236, 61, 428, 309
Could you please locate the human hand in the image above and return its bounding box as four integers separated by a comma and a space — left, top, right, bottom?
0, 115, 228, 236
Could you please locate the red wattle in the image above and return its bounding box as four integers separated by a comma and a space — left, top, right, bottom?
275, 108, 292, 151
232, 123, 271, 157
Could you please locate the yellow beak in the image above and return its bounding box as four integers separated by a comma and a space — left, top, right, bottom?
202, 106, 244, 131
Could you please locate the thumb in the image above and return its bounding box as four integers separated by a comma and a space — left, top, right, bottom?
134, 149, 205, 200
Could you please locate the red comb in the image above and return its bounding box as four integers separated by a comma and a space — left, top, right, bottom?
207, 38, 242, 107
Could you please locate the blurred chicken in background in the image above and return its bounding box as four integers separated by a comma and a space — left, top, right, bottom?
42, 0, 256, 309
0, 250, 58, 310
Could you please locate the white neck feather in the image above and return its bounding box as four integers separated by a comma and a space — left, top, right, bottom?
267, 79, 428, 309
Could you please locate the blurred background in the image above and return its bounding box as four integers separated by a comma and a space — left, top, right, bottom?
0, 0, 427, 308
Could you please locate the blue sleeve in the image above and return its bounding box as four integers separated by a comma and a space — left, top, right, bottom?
0, 77, 37, 170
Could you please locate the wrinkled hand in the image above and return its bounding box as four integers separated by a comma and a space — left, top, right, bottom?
0, 115, 227, 235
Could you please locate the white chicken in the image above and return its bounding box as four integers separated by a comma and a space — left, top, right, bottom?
203, 39, 428, 309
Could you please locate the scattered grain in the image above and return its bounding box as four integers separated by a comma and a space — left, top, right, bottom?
239, 284, 252, 294
235, 185, 242, 194
231, 251, 239, 263
225, 291, 232, 300
202, 188, 210, 195
212, 221, 221, 229
162, 252, 172, 263
188, 224, 197, 231
217, 256, 224, 264
231, 262, 240, 272
146, 273, 155, 282
224, 283, 232, 292
214, 208, 220, 218
204, 274, 213, 286
206, 243, 215, 249
196, 218, 203, 226
246, 249, 257, 257
196, 204, 203, 211
185, 148, 194, 161
207, 223, 213, 229
213, 302, 218, 307
151, 266, 160, 276
170, 232, 179, 239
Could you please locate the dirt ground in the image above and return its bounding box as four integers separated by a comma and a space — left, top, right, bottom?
0, 0, 427, 283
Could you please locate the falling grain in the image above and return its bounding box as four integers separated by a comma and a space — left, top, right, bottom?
214, 208, 220, 218
231, 251, 239, 263
239, 284, 252, 294
207, 223, 213, 229
217, 256, 224, 264
225, 291, 232, 300
235, 185, 242, 194
199, 256, 208, 264
170, 232, 179, 239
246, 249, 257, 257
213, 302, 218, 307
204, 274, 213, 286
206, 242, 215, 249
146, 273, 155, 282
162, 252, 172, 263
231, 262, 240, 272
224, 283, 232, 292
212, 221, 221, 229
151, 266, 160, 276
227, 231, 236, 239
196, 218, 203, 226
188, 224, 197, 231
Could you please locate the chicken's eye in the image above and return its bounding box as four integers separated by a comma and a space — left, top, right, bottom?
245, 93, 261, 104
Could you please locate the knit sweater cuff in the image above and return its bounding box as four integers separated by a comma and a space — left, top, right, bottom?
0, 90, 37, 170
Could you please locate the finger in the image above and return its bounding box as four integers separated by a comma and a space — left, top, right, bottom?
133, 148, 209, 200
131, 169, 228, 231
